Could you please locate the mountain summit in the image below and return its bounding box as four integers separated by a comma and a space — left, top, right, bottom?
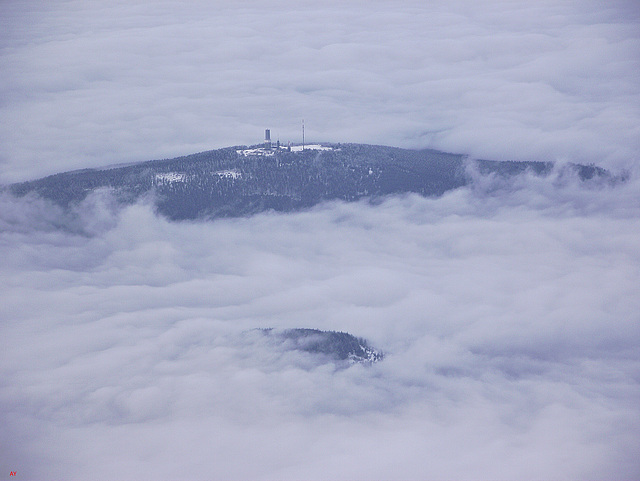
7, 143, 611, 220
250, 328, 383, 366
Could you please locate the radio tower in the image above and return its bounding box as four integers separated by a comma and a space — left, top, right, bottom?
302, 119, 305, 151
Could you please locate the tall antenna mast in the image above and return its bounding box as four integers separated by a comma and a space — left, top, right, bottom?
302, 119, 305, 151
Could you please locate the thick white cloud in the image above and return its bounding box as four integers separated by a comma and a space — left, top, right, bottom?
0, 0, 639, 182
1, 175, 639, 479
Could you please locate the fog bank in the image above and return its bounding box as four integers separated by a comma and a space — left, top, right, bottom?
1, 177, 639, 479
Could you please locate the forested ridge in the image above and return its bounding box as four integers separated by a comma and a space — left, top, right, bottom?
7, 143, 609, 220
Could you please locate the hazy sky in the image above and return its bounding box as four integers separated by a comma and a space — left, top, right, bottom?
1, 0, 639, 182
1, 1, 640, 480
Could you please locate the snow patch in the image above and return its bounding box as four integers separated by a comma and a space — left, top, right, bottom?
155, 172, 186, 184
236, 148, 274, 157
289, 144, 335, 152
215, 169, 241, 179
236, 144, 337, 156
